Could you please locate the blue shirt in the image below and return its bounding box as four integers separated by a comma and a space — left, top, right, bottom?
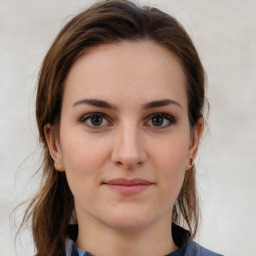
65, 224, 223, 256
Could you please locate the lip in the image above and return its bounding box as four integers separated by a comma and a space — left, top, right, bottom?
102, 178, 154, 195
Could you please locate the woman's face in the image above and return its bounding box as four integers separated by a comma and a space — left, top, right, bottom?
46, 41, 202, 231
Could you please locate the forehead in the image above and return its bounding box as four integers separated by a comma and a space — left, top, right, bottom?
63, 40, 187, 109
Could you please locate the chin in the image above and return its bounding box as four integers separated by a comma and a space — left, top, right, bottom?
101, 207, 159, 231
107, 218, 152, 231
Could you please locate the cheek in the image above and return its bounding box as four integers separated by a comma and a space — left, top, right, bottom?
60, 128, 110, 168
150, 132, 190, 171
60, 137, 112, 213
149, 133, 189, 199
59, 131, 111, 190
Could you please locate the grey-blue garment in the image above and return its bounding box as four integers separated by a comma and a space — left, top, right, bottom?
65, 224, 223, 256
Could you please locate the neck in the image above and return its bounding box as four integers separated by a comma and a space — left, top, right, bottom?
75, 212, 178, 256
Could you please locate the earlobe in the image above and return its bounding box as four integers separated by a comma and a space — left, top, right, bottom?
186, 118, 204, 170
44, 123, 65, 172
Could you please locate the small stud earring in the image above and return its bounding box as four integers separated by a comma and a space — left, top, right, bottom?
189, 158, 193, 166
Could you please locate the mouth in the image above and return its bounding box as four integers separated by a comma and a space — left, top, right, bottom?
102, 178, 154, 195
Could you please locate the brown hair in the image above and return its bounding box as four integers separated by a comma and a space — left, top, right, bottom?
20, 1, 206, 255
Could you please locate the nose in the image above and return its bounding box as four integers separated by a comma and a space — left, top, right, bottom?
111, 125, 147, 169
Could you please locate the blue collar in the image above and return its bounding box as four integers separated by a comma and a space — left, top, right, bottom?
65, 224, 222, 256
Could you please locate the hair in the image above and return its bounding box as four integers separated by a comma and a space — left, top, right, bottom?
19, 1, 206, 255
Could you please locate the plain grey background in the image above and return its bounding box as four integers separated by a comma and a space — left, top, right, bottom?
1, 0, 256, 255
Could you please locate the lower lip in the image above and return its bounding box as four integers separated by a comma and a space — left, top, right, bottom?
104, 184, 152, 195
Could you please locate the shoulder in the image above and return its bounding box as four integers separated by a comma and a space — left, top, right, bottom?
171, 224, 223, 256
186, 240, 224, 256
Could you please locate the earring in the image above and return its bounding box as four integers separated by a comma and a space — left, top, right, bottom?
189, 158, 193, 166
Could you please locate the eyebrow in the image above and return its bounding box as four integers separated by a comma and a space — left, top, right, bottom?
72, 98, 182, 110
72, 98, 116, 109
142, 99, 183, 110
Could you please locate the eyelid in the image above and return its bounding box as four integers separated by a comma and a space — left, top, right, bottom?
79, 112, 112, 129
144, 112, 176, 128
79, 112, 176, 130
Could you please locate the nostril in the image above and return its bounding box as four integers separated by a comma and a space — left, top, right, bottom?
111, 141, 147, 169
137, 161, 143, 167
116, 161, 123, 166
115, 160, 143, 168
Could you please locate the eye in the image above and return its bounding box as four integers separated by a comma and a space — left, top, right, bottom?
90, 115, 104, 126
80, 113, 111, 129
146, 113, 176, 128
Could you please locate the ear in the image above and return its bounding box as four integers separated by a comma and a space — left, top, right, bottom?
44, 123, 65, 172
185, 118, 204, 170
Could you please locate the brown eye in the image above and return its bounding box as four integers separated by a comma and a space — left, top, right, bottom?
80, 113, 111, 129
90, 115, 103, 126
152, 116, 164, 126
146, 113, 176, 128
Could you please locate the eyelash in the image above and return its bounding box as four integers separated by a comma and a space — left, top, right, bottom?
79, 112, 176, 129
79, 112, 112, 129
145, 113, 176, 128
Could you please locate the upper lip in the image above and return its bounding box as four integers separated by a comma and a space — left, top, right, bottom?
103, 178, 153, 185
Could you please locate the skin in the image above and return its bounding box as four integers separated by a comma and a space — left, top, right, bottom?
45, 40, 202, 256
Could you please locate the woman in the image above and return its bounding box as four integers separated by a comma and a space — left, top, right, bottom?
20, 0, 223, 255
